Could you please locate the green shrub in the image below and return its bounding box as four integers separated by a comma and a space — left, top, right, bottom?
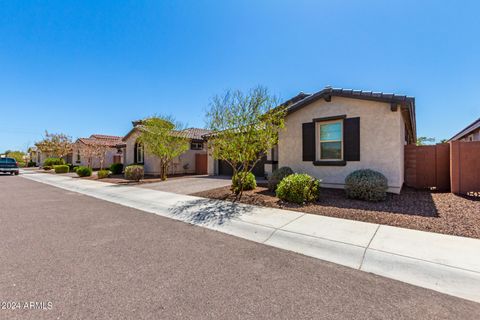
124, 165, 144, 181
276, 173, 320, 204
97, 170, 110, 179
43, 166, 52, 171
268, 166, 294, 191
109, 163, 124, 175
345, 169, 388, 202
53, 165, 69, 174
27, 161, 37, 167
232, 171, 257, 194
76, 166, 93, 177
44, 157, 65, 166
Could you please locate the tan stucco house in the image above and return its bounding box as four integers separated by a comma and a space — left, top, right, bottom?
121, 121, 211, 175
206, 87, 416, 194
28, 146, 47, 166
72, 134, 123, 169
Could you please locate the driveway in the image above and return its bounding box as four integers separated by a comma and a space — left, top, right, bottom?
1, 176, 479, 319
136, 175, 233, 194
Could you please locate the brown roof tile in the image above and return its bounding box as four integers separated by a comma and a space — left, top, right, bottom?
77, 134, 123, 148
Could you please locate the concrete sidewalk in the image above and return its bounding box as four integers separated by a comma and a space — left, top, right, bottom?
21, 171, 480, 303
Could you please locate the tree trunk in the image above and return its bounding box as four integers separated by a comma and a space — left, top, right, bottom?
161, 163, 168, 181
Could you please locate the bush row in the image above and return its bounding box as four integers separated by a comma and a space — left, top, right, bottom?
53, 165, 69, 174
44, 157, 65, 167
345, 169, 388, 202
76, 166, 92, 177
232, 172, 256, 194
97, 169, 110, 179
267, 167, 388, 204
110, 163, 123, 175
124, 165, 144, 181
276, 173, 320, 204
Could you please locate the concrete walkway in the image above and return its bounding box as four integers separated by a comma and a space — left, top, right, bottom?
21, 171, 480, 303
136, 175, 232, 194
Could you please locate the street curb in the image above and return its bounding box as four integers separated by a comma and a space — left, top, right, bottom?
21, 172, 480, 303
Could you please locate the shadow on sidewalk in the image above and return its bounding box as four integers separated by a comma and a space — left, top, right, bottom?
168, 198, 254, 226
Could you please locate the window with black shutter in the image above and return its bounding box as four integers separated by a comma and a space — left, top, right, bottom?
302, 116, 360, 166
302, 123, 315, 161
343, 117, 360, 161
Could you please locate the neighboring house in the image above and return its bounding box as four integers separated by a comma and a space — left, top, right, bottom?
72, 134, 123, 169
28, 146, 45, 165
207, 87, 416, 194
28, 146, 58, 166
448, 118, 480, 142
121, 121, 211, 175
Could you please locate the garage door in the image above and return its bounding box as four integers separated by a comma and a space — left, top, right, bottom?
218, 156, 266, 177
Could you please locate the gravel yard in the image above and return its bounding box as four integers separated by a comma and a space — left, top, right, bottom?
192, 186, 480, 239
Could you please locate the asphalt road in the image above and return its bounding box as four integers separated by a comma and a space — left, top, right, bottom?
0, 176, 479, 320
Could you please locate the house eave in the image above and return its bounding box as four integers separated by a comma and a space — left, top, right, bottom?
286, 87, 417, 144
448, 118, 480, 141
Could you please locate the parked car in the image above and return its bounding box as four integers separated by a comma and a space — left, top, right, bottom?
0, 157, 20, 175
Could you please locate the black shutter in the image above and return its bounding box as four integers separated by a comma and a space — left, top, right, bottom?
344, 117, 360, 161
302, 122, 315, 161
134, 143, 138, 163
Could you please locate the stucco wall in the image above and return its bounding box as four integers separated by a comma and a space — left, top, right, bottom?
124, 130, 207, 175
278, 97, 406, 193
72, 142, 121, 169
207, 146, 215, 175
35, 152, 69, 166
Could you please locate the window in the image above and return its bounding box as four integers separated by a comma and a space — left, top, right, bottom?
76, 150, 81, 163
191, 142, 203, 150
317, 120, 343, 160
135, 142, 144, 164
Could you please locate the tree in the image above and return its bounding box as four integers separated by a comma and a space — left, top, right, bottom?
78, 142, 110, 170
205, 86, 286, 200
6, 150, 26, 166
35, 131, 72, 158
137, 116, 190, 181
416, 136, 436, 146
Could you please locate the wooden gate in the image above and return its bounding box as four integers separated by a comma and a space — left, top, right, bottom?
450, 141, 480, 196
195, 153, 208, 175
404, 144, 450, 191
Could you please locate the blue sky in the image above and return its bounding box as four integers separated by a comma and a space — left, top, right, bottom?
0, 0, 479, 151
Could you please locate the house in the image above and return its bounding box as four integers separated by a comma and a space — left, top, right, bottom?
28, 146, 45, 166
121, 121, 211, 175
72, 134, 123, 169
448, 118, 480, 142
206, 87, 416, 194
28, 146, 65, 166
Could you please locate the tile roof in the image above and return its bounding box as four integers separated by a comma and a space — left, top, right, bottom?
286, 87, 415, 114
122, 125, 211, 141
177, 128, 212, 140
77, 134, 123, 148
89, 134, 123, 140
284, 86, 416, 143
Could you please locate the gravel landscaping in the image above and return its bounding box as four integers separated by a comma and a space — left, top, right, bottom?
192, 186, 480, 239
